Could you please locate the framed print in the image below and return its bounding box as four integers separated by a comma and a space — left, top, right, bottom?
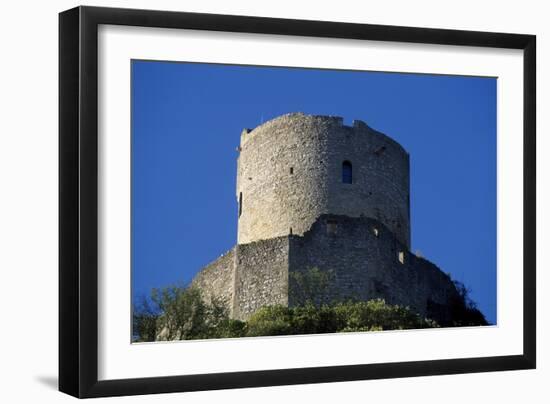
59, 6, 536, 398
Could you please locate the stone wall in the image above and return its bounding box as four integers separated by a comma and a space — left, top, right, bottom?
325, 121, 410, 248
236, 113, 330, 244
288, 214, 458, 321
191, 247, 236, 312
236, 113, 410, 248
193, 214, 458, 323
232, 237, 290, 320
191, 237, 291, 321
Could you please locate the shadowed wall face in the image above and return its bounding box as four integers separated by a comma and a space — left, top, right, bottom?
287, 215, 457, 322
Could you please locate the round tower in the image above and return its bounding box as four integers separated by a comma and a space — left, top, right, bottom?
236, 113, 410, 248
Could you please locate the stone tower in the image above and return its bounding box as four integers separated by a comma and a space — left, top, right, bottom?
191, 112, 461, 324
236, 113, 410, 248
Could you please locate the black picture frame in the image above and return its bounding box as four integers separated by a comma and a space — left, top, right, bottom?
59, 5, 536, 398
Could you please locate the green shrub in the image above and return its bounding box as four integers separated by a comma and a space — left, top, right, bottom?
332, 299, 436, 332
244, 299, 437, 337
246, 305, 293, 337
133, 279, 484, 342
211, 319, 247, 339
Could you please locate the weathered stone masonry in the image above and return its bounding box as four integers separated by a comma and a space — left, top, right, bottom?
288, 214, 458, 322
191, 113, 460, 323
237, 113, 410, 248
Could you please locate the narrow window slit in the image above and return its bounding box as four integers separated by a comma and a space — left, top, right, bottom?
238, 192, 243, 218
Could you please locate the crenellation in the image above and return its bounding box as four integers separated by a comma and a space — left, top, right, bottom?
329, 116, 344, 126
352, 119, 369, 129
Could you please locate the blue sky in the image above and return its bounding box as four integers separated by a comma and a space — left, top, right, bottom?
131, 60, 497, 324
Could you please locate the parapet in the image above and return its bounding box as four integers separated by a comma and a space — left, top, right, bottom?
239, 112, 409, 155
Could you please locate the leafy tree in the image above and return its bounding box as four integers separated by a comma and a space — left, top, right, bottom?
154, 285, 212, 340
147, 284, 247, 341
132, 294, 159, 342
449, 281, 489, 326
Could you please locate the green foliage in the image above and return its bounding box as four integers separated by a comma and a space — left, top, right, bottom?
133, 283, 247, 341
132, 276, 487, 342
246, 305, 294, 337
332, 299, 437, 331
449, 281, 489, 326
132, 295, 159, 342
213, 319, 248, 339
246, 299, 437, 337
291, 304, 340, 334
133, 284, 437, 341
153, 285, 209, 340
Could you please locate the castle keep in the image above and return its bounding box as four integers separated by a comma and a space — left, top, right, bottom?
192, 113, 460, 323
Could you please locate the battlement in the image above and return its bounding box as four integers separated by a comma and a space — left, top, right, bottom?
239, 112, 408, 156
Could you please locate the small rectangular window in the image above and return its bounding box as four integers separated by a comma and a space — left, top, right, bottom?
290, 167, 294, 174
326, 219, 338, 235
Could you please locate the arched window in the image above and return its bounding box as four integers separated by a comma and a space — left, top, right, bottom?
342, 161, 352, 184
